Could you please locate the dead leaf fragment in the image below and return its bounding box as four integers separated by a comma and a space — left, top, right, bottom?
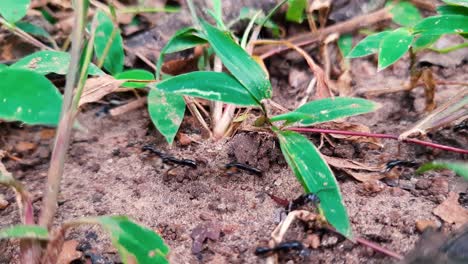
433, 192, 468, 228
79, 75, 125, 106
318, 121, 382, 147
57, 240, 82, 264
15, 142, 37, 152
323, 155, 384, 182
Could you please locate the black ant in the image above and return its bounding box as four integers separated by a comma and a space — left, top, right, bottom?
287, 193, 320, 213
142, 145, 197, 168
255, 241, 304, 257
225, 162, 262, 176
384, 160, 419, 172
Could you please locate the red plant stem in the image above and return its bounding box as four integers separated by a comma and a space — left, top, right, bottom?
287, 127, 468, 155
355, 236, 404, 260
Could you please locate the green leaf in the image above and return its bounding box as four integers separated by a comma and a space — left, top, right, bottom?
0, 0, 30, 23
147, 89, 185, 145
412, 34, 441, 51
378, 28, 414, 71
200, 20, 272, 102
0, 225, 49, 240
338, 34, 353, 57
10, 50, 103, 76
155, 27, 207, 79
209, 0, 226, 29
154, 71, 260, 106
276, 130, 352, 238
347, 31, 391, 58
15, 21, 51, 39
114, 69, 154, 88
94, 10, 125, 75
417, 161, 468, 179
437, 5, 468, 16
95, 216, 169, 264
0, 69, 62, 126
443, 0, 468, 7
0, 64, 7, 71
286, 0, 307, 23
269, 97, 379, 126
414, 15, 468, 35
388, 1, 422, 26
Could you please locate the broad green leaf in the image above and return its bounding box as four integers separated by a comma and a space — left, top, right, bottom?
286, 0, 307, 23
114, 69, 154, 88
0, 69, 62, 126
347, 31, 391, 58
388, 1, 422, 26
414, 15, 468, 35
0, 225, 48, 240
155, 27, 207, 79
0, 0, 30, 23
200, 20, 272, 101
276, 130, 352, 238
443, 0, 468, 7
417, 161, 468, 179
338, 34, 353, 57
94, 10, 125, 75
154, 71, 260, 106
412, 34, 441, 51
437, 5, 468, 16
148, 89, 185, 145
0, 64, 7, 71
378, 28, 414, 71
15, 21, 52, 39
269, 97, 379, 126
95, 216, 169, 264
10, 50, 103, 76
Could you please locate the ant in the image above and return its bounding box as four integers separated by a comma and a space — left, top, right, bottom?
255, 241, 304, 257
225, 162, 262, 176
287, 193, 320, 213
384, 160, 419, 173
142, 145, 197, 168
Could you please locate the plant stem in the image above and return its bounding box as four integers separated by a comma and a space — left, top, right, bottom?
287, 127, 468, 155
255, 7, 392, 58
97, 26, 117, 69
429, 42, 468, 54
211, 57, 223, 129
39, 0, 88, 230
0, 18, 53, 50
355, 236, 403, 260
118, 6, 180, 14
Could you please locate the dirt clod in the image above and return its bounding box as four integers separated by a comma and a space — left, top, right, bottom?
428, 177, 449, 196
191, 222, 221, 254
415, 178, 432, 190
415, 219, 439, 233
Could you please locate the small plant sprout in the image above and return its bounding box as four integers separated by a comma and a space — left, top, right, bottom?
0, 1, 169, 263
347, 0, 468, 111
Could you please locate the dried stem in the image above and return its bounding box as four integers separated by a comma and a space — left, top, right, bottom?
254, 7, 392, 58
255, 39, 331, 98
39, 0, 88, 229
287, 127, 468, 155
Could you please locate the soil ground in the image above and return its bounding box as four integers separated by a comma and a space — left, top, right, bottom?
1, 1, 467, 263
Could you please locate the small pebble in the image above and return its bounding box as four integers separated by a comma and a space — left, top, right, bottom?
415, 178, 432, 190
415, 219, 438, 233
399, 180, 415, 190
0, 195, 9, 209
321, 234, 339, 247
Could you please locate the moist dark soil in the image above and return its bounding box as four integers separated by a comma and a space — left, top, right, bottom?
1, 1, 467, 264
